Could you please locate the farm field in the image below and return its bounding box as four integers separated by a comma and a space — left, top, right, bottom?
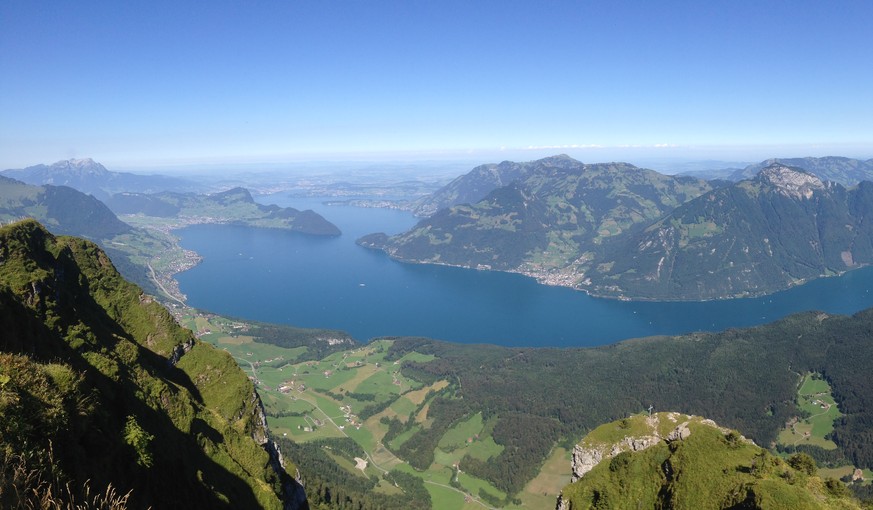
187, 311, 570, 509
777, 372, 841, 450
775, 372, 872, 489
171, 310, 873, 508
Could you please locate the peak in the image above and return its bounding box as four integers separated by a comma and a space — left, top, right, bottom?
579, 412, 739, 449
53, 157, 98, 167
756, 163, 825, 199
0, 218, 50, 236
540, 154, 579, 164
570, 412, 749, 482
47, 158, 109, 175
559, 411, 859, 510
209, 187, 254, 203
0, 219, 55, 254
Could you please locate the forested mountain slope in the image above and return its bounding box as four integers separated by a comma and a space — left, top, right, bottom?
0, 175, 132, 239
593, 164, 873, 299
409, 157, 538, 217
362, 157, 873, 300
0, 220, 306, 509
361, 155, 712, 287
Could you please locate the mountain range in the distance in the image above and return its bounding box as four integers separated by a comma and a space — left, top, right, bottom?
360, 155, 873, 301
6, 155, 873, 303
1, 158, 200, 200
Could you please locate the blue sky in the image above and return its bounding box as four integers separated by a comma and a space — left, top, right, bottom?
1, 0, 872, 169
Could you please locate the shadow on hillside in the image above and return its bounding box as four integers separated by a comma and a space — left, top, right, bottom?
0, 263, 273, 508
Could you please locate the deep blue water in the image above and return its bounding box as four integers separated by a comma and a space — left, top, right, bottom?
174, 196, 873, 347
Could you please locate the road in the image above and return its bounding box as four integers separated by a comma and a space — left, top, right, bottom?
147, 261, 185, 305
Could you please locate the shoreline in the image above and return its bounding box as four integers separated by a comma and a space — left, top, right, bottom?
367, 247, 866, 303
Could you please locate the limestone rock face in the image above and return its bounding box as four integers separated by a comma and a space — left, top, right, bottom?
569, 412, 704, 482
558, 412, 758, 510
758, 163, 826, 199
555, 412, 861, 510
666, 421, 691, 442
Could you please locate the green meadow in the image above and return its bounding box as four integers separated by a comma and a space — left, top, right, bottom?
777, 372, 841, 450
189, 313, 563, 509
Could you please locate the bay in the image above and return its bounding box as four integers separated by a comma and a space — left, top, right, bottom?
174, 196, 873, 347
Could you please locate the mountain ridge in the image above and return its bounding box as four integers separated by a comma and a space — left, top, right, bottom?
361, 156, 873, 300
594, 163, 873, 299
0, 175, 132, 239
731, 156, 873, 186
2, 158, 198, 200
361, 156, 713, 285
0, 219, 307, 509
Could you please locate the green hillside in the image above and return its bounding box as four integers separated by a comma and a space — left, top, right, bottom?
0, 175, 175, 297
107, 187, 341, 236
0, 175, 131, 239
557, 413, 862, 509
595, 164, 873, 299
362, 156, 712, 287
0, 220, 305, 509
362, 156, 873, 300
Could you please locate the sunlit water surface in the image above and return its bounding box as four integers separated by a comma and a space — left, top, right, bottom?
174, 196, 873, 347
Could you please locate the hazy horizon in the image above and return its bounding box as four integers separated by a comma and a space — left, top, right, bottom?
2, 1, 871, 170
7, 147, 873, 179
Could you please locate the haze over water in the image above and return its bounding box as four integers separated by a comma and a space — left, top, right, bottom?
174, 196, 873, 348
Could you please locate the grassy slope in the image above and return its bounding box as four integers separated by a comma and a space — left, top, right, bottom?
113, 187, 341, 236
0, 220, 296, 509
559, 414, 862, 509
778, 373, 842, 450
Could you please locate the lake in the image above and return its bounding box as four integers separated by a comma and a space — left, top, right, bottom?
175, 196, 873, 347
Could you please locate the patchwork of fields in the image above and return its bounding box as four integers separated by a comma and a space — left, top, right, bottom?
177, 310, 573, 509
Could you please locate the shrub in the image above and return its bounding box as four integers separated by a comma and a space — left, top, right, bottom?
123, 416, 154, 468
787, 453, 817, 476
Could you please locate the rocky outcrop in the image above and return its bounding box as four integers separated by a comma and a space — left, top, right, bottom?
730, 156, 873, 186
167, 337, 195, 366
569, 412, 711, 482
558, 412, 754, 509
250, 389, 309, 510
570, 432, 660, 482
556, 412, 859, 510
757, 163, 826, 199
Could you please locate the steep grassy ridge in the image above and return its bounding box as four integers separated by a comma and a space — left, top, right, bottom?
0, 220, 303, 509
